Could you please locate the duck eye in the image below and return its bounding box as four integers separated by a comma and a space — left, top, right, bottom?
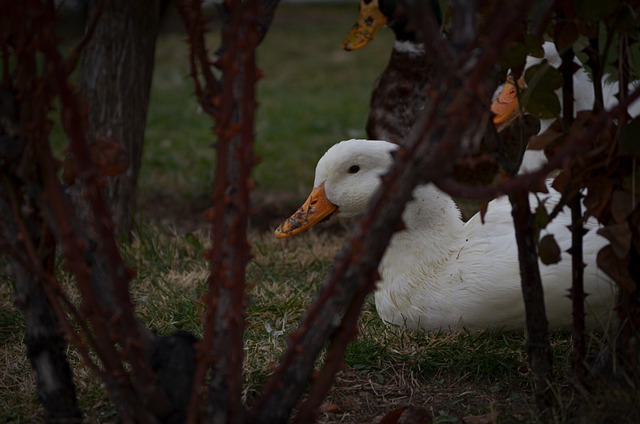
348, 165, 360, 174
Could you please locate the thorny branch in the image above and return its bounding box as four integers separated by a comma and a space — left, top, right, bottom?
252, 1, 534, 422
177, 0, 278, 422
435, 85, 640, 202
508, 189, 553, 410
3, 1, 167, 422
176, 0, 221, 116
559, 39, 588, 380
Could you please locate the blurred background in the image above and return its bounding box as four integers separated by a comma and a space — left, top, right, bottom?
55, 0, 395, 233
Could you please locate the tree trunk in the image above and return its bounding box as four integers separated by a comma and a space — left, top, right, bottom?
11, 238, 83, 424
0, 87, 81, 422
79, 0, 160, 238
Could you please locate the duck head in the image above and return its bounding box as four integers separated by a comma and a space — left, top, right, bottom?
341, 0, 441, 51
341, 0, 390, 51
491, 42, 562, 131
275, 139, 397, 238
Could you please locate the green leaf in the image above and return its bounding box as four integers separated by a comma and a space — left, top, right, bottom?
597, 223, 631, 258
525, 64, 563, 91
534, 203, 550, 230
500, 42, 528, 69
554, 22, 579, 52
522, 64, 563, 119
622, 172, 640, 196
620, 117, 640, 153
524, 35, 545, 58
575, 0, 620, 21
525, 88, 562, 119
538, 234, 562, 265
628, 41, 640, 80
617, 5, 639, 32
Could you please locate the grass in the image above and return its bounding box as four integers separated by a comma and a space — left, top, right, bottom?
2, 3, 639, 424
142, 3, 393, 204
0, 226, 634, 423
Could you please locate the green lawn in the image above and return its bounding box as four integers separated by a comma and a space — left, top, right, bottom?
142, 3, 394, 202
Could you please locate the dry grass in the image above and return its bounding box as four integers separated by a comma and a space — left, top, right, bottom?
3, 224, 640, 423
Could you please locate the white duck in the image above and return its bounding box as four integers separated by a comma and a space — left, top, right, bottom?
275, 139, 615, 332
493, 41, 640, 173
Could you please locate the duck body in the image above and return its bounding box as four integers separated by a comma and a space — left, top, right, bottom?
342, 0, 439, 143
276, 139, 615, 332
378, 184, 612, 331
366, 41, 433, 143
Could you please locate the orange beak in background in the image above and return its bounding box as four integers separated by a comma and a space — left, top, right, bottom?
275, 183, 338, 239
341, 0, 388, 51
491, 75, 525, 132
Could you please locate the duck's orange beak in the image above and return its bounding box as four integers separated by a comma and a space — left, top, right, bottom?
491, 75, 525, 132
341, 0, 388, 51
275, 183, 338, 239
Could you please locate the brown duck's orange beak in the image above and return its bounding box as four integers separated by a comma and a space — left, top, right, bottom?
491, 75, 525, 132
275, 183, 338, 239
341, 0, 388, 51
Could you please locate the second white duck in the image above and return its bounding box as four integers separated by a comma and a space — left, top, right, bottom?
493, 42, 640, 174
275, 139, 614, 332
